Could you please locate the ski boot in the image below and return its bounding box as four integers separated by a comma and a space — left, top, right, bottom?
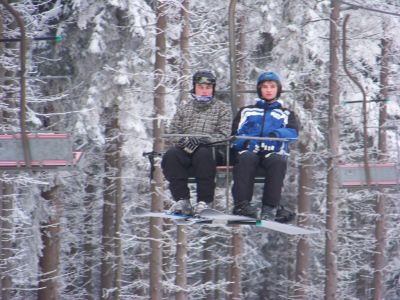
193, 201, 209, 215
233, 203, 258, 219
275, 206, 296, 223
169, 199, 193, 215
260, 205, 278, 221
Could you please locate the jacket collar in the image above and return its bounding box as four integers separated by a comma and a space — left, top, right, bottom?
255, 98, 281, 110
190, 93, 215, 109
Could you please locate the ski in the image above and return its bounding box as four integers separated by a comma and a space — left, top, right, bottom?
198, 208, 319, 235
133, 207, 194, 221
133, 207, 319, 235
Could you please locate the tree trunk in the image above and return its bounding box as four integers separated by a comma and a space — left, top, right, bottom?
38, 186, 61, 300
179, 0, 190, 103
114, 114, 123, 300
202, 234, 214, 300
175, 225, 187, 300
295, 143, 312, 299
372, 31, 390, 300
100, 105, 121, 299
0, 18, 15, 300
83, 180, 96, 300
150, 1, 166, 299
294, 73, 316, 299
0, 182, 13, 300
228, 2, 242, 298
228, 0, 237, 115
174, 3, 190, 298
325, 1, 340, 299
236, 15, 247, 109
229, 226, 242, 300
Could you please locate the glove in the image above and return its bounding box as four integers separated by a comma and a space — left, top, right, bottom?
246, 133, 279, 153
260, 133, 278, 152
247, 140, 261, 153
177, 137, 201, 154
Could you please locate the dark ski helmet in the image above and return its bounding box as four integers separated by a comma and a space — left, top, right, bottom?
192, 70, 216, 95
256, 71, 282, 99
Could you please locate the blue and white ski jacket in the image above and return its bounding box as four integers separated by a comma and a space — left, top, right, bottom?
231, 99, 298, 156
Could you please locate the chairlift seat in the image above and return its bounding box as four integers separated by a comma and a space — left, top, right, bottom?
338, 163, 399, 187
0, 133, 83, 169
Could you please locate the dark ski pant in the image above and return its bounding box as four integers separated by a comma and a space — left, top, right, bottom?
232, 151, 287, 207
161, 146, 216, 203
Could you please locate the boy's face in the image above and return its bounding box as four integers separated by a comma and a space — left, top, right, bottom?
194, 83, 213, 96
260, 81, 278, 101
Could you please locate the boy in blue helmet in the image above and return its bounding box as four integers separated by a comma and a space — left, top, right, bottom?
162, 70, 231, 215
231, 71, 298, 221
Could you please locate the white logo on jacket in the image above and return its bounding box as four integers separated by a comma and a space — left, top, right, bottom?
271, 109, 289, 125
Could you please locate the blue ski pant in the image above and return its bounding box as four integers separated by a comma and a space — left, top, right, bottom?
232, 151, 287, 207
161, 146, 216, 203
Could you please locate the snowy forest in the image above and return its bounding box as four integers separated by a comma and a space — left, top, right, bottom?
1, 0, 400, 299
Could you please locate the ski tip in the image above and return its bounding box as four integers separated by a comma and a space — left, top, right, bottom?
255, 219, 320, 235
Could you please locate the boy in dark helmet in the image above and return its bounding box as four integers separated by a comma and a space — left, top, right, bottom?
162, 70, 231, 215
231, 71, 298, 222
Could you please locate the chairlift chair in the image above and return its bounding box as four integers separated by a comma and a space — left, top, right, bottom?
0, 132, 83, 170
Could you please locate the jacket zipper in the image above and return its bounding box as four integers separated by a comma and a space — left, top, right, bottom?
258, 106, 268, 147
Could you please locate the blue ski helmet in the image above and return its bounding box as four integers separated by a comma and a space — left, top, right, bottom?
192, 70, 216, 95
256, 71, 282, 99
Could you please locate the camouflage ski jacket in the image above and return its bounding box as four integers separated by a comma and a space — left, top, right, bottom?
167, 97, 231, 142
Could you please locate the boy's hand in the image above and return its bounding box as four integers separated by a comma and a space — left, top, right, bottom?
177, 137, 201, 154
